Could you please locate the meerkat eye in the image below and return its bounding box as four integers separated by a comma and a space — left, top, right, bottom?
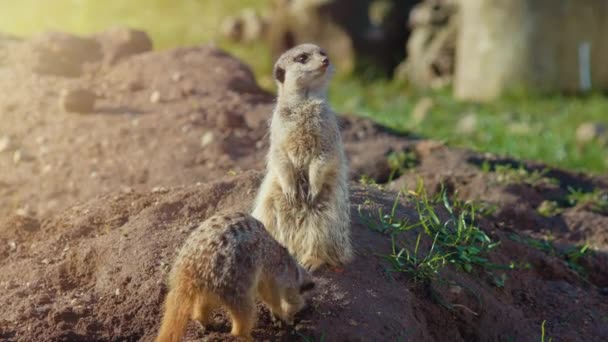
294, 53, 309, 64
319, 50, 327, 57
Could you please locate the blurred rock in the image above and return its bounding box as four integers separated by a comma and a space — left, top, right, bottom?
216, 111, 245, 130
200, 132, 214, 147
94, 27, 153, 66
18, 31, 102, 77
0, 136, 12, 152
411, 97, 433, 124
576, 122, 607, 144
507, 122, 532, 135
456, 113, 477, 135
60, 88, 96, 113
8, 214, 40, 233
149, 91, 161, 104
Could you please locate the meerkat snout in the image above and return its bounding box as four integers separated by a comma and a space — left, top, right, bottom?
321, 56, 329, 67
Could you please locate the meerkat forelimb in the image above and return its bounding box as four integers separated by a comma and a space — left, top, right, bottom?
155, 213, 314, 342
252, 43, 353, 271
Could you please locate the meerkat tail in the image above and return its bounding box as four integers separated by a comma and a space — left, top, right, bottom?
156, 283, 197, 342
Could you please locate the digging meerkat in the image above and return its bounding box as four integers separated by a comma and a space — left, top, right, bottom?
156, 212, 315, 342
252, 43, 353, 271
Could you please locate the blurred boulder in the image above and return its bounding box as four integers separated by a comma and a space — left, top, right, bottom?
94, 27, 153, 66
60, 88, 97, 113
16, 31, 102, 77
455, 0, 608, 101
576, 122, 607, 144
395, 0, 458, 88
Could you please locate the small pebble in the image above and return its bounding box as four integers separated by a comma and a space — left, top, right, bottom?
576, 122, 607, 144
150, 90, 161, 103
0, 136, 11, 152
200, 132, 214, 147
171, 72, 182, 82
152, 186, 168, 193
60, 88, 96, 113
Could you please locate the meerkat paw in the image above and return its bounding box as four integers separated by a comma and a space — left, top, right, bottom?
301, 258, 324, 272
270, 312, 291, 327
306, 187, 319, 204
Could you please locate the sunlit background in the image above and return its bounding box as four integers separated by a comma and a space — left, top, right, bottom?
1, 0, 606, 173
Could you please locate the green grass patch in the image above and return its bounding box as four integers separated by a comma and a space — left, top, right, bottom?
332, 77, 608, 174
358, 181, 509, 284
566, 187, 608, 214
509, 234, 592, 279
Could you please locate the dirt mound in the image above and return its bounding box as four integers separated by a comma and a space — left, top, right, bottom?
0, 28, 407, 221
1, 171, 607, 341
1, 28, 607, 341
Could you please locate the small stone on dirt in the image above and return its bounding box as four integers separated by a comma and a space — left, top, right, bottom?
149, 90, 161, 103
60, 88, 96, 113
13, 150, 23, 164
201, 132, 214, 147
8, 241, 16, 251
216, 111, 245, 129
151, 186, 168, 194
448, 284, 463, 295
95, 27, 153, 65
0, 136, 12, 152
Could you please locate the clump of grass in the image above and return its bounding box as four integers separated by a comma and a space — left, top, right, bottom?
358, 180, 508, 284
387, 150, 418, 182
296, 332, 325, 342
537, 200, 563, 217
541, 320, 552, 342
566, 187, 608, 214
509, 234, 592, 278
358, 174, 384, 190
493, 164, 558, 187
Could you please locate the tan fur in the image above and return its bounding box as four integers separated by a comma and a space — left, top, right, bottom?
156, 212, 314, 342
252, 44, 353, 271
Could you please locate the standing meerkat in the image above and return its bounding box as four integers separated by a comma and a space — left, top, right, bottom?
156, 212, 314, 342
252, 43, 353, 271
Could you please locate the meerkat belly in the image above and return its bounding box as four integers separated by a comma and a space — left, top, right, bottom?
284, 123, 322, 167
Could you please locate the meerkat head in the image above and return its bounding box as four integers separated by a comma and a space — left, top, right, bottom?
273, 43, 333, 98
279, 263, 315, 323
295, 264, 315, 294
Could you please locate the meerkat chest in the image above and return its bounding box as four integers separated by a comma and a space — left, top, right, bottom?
283, 118, 323, 167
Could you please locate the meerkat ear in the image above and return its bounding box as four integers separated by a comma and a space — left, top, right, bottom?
274, 66, 285, 84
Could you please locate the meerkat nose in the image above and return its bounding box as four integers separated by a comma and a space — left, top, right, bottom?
321, 57, 329, 67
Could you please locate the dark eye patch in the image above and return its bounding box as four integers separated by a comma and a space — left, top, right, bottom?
274, 66, 285, 83
294, 53, 309, 64
319, 50, 327, 57
299, 281, 315, 293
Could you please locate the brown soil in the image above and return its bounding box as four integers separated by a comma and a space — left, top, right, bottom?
1, 29, 607, 342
